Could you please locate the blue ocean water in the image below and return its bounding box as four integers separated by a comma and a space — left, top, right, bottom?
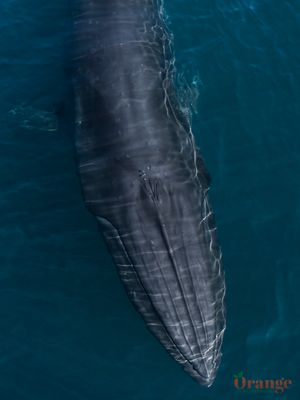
1, 1, 299, 399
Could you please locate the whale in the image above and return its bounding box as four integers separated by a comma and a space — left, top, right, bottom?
73, 0, 226, 386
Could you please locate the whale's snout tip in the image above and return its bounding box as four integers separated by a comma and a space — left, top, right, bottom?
183, 355, 221, 387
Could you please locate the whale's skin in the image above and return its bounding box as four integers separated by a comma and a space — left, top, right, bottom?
73, 0, 226, 386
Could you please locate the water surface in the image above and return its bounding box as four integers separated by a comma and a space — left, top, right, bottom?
0, 0, 299, 398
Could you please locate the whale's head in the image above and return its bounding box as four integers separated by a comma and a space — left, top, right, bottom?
97, 175, 226, 386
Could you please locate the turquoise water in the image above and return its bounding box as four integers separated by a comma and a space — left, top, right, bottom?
1, 1, 299, 399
